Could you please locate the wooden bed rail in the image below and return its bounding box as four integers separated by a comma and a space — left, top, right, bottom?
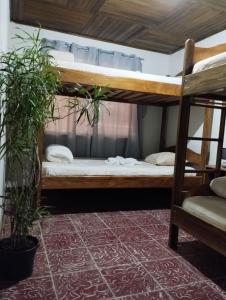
194, 43, 226, 64
181, 41, 226, 98
184, 65, 226, 97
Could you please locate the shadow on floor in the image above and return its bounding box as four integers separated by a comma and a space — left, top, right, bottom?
41, 188, 172, 214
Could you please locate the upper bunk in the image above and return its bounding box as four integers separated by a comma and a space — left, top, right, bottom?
56, 61, 181, 106
182, 42, 226, 101
55, 42, 226, 106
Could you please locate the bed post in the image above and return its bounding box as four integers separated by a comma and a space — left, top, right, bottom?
201, 107, 213, 183
36, 128, 44, 208
159, 106, 167, 151
169, 39, 195, 249
215, 108, 226, 176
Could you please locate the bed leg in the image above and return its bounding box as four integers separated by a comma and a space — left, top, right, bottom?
168, 223, 179, 250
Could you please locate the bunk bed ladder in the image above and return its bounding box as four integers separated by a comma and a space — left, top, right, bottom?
169, 39, 226, 249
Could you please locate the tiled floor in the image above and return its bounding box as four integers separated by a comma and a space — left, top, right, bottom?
1, 209, 226, 299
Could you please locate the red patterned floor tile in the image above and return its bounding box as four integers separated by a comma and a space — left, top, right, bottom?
167, 281, 225, 300
99, 215, 136, 228
43, 232, 84, 251
158, 236, 190, 247
143, 257, 203, 288
82, 229, 118, 247
124, 240, 173, 262
41, 219, 75, 234
128, 215, 161, 226
141, 224, 169, 239
31, 252, 50, 278
207, 278, 226, 298
101, 263, 160, 297
47, 248, 95, 274
149, 209, 171, 224
117, 290, 170, 299
112, 227, 152, 243
120, 210, 151, 216
69, 212, 99, 219
0, 277, 56, 300
156, 239, 180, 257
89, 243, 137, 268
47, 214, 70, 221
53, 269, 113, 300
70, 215, 107, 231
97, 211, 124, 217
36, 236, 44, 253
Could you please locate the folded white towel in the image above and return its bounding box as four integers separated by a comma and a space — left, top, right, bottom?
104, 156, 141, 166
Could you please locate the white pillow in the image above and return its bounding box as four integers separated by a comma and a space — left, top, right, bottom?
45, 144, 73, 163
145, 152, 175, 166
210, 176, 226, 199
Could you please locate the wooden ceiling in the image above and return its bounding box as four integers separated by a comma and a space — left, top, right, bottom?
11, 0, 226, 54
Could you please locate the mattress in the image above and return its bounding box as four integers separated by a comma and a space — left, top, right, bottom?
57, 60, 182, 85
42, 158, 195, 177
193, 51, 226, 73
54, 50, 226, 83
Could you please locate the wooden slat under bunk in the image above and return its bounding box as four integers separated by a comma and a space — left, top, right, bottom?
184, 65, 226, 98
42, 175, 202, 190
183, 43, 226, 99
57, 66, 181, 106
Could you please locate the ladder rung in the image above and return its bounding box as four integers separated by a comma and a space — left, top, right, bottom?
191, 103, 226, 109
187, 137, 220, 142
185, 169, 217, 173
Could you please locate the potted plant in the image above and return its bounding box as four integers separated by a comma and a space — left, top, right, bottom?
0, 30, 60, 281
0, 29, 108, 281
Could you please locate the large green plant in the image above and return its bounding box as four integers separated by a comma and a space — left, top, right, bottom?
0, 30, 108, 249
0, 30, 60, 249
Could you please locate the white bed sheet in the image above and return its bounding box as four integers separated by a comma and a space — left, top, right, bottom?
193, 51, 226, 73
42, 158, 195, 177
57, 61, 182, 85
54, 51, 226, 84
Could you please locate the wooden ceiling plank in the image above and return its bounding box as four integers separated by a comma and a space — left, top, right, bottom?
11, 0, 24, 21
10, 0, 226, 54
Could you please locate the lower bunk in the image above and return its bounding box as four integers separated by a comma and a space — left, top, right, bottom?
41, 157, 202, 190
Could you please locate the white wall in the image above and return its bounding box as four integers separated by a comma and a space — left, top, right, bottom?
0, 0, 10, 228
10, 22, 170, 157
9, 22, 170, 75
167, 30, 226, 163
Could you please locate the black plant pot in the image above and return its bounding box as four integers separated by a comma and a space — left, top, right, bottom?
0, 235, 39, 281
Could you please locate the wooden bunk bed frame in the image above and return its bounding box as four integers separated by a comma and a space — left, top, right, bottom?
40, 46, 223, 191
169, 40, 226, 256
57, 66, 181, 106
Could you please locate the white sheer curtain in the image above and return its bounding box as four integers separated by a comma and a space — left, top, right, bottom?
44, 40, 142, 158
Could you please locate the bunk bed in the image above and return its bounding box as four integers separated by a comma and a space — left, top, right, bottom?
57, 61, 181, 106
40, 45, 226, 191
169, 40, 226, 256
